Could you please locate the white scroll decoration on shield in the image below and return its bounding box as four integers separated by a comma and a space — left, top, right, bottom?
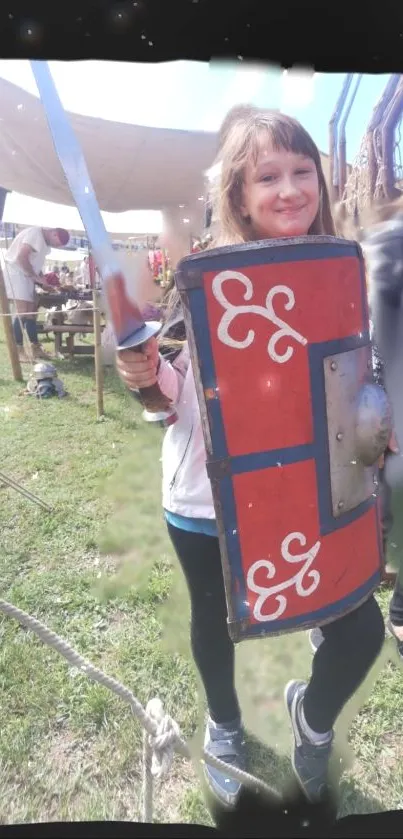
246, 532, 321, 622
212, 270, 307, 364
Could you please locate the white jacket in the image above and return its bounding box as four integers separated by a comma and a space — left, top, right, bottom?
157, 344, 215, 519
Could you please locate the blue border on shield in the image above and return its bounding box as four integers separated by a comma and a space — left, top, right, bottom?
186, 254, 380, 636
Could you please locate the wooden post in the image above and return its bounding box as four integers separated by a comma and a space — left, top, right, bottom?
0, 265, 23, 381
92, 289, 104, 420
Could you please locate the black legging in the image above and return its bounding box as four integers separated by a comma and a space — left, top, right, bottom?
167, 522, 384, 734
13, 314, 39, 346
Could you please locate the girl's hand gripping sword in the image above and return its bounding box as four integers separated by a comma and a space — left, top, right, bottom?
31, 60, 177, 427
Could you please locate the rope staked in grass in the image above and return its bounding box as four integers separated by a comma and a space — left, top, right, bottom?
142, 704, 154, 822
142, 697, 182, 821
0, 471, 52, 512
0, 598, 281, 820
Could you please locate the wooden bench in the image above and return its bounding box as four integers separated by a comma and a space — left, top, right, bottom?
39, 323, 105, 357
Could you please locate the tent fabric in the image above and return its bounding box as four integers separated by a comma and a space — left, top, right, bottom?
46, 248, 85, 263
0, 77, 217, 213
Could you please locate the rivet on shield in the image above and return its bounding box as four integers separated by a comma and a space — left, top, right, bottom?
337, 500, 344, 510
336, 432, 343, 441
330, 361, 337, 371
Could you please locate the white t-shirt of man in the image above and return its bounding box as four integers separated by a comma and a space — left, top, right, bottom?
4, 227, 50, 302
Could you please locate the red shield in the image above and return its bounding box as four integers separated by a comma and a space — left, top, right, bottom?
176, 237, 383, 642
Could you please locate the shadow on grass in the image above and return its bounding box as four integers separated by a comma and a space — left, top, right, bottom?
0, 377, 23, 388
53, 356, 100, 380
55, 357, 128, 396
202, 733, 385, 835
337, 775, 386, 817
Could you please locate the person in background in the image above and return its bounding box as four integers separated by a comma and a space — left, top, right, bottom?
42, 267, 61, 289
3, 226, 70, 362
58, 264, 70, 286
75, 255, 91, 289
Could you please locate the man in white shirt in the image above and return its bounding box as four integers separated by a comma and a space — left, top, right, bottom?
73, 255, 90, 289
3, 226, 70, 361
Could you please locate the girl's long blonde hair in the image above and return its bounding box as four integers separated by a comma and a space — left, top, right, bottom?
162, 108, 336, 337
210, 109, 335, 246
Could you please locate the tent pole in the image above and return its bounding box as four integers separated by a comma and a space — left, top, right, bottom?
93, 288, 104, 421
0, 189, 24, 381
0, 265, 23, 382
88, 248, 104, 419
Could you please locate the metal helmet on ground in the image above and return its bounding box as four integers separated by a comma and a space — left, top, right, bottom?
33, 362, 57, 380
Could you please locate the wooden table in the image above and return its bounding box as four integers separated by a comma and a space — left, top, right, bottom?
36, 289, 104, 357
36, 289, 94, 309
40, 323, 105, 357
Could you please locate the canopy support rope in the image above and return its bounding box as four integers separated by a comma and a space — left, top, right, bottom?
0, 598, 281, 822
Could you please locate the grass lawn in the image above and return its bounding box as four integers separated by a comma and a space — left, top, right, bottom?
0, 326, 402, 826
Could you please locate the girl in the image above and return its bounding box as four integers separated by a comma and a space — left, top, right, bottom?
116, 110, 385, 806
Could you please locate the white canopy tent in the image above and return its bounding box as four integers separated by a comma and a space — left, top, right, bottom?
0, 246, 85, 264
46, 248, 85, 264
0, 76, 216, 214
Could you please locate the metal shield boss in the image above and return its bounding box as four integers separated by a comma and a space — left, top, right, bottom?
176, 237, 392, 642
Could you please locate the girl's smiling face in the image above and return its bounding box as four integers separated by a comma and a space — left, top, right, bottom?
240, 138, 320, 240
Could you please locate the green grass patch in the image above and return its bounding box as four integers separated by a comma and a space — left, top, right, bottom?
0, 326, 402, 824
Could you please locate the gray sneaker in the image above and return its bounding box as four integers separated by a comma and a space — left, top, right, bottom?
309, 626, 324, 653
284, 680, 333, 803
203, 718, 245, 807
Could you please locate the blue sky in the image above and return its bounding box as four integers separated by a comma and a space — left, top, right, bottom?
0, 60, 393, 232
287, 72, 390, 161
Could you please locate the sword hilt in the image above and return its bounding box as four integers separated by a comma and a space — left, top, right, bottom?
132, 348, 178, 426
117, 321, 178, 427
